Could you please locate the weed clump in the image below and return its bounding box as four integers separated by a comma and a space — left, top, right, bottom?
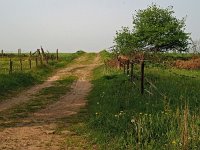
0, 73, 36, 98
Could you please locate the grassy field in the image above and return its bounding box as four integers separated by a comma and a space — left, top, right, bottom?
0, 51, 84, 101
70, 52, 200, 149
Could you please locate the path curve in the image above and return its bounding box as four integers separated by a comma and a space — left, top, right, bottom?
0, 54, 99, 112
0, 54, 101, 150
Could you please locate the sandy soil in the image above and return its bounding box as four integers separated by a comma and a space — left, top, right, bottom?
0, 54, 101, 150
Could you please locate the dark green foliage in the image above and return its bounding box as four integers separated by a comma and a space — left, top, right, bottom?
114, 4, 190, 54
133, 5, 190, 52
114, 27, 136, 55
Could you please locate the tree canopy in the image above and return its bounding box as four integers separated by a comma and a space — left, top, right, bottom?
114, 27, 135, 55
114, 4, 190, 54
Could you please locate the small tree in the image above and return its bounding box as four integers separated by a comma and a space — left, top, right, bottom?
114, 4, 191, 54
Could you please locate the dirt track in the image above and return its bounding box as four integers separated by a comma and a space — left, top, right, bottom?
0, 54, 101, 150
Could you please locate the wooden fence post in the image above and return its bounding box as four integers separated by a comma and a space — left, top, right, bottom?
127, 60, 130, 75
35, 57, 38, 67
40, 56, 43, 65
29, 58, 32, 69
141, 60, 145, 95
20, 59, 22, 71
1, 50, 3, 57
9, 59, 13, 74
37, 49, 43, 65
56, 49, 59, 61
130, 62, 134, 82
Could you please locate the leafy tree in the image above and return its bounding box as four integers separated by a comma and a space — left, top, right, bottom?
114, 27, 135, 55
114, 4, 191, 54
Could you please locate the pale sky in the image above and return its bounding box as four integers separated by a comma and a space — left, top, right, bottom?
0, 0, 199, 52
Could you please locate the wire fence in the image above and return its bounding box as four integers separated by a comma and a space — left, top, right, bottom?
115, 57, 199, 97
0, 58, 38, 74
0, 49, 59, 74
114, 58, 168, 97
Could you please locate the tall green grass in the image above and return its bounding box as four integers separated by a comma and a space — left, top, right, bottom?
0, 73, 36, 98
85, 64, 200, 149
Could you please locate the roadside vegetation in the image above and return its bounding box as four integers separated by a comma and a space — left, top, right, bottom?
74, 51, 200, 149
0, 75, 77, 127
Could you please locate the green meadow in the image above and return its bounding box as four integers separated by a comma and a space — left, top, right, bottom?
73, 52, 200, 150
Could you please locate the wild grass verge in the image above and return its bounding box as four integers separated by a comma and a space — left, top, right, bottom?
0, 76, 77, 127
78, 64, 200, 149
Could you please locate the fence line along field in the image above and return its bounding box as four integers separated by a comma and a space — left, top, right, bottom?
0, 50, 86, 101
0, 48, 58, 74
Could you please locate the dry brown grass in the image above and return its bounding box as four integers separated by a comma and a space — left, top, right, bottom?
175, 58, 200, 70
